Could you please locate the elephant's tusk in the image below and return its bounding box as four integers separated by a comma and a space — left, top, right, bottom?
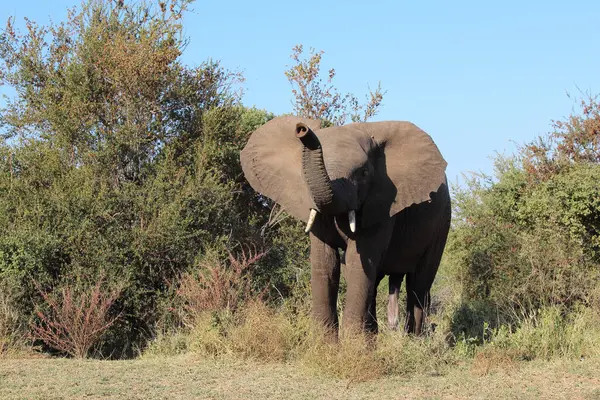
349, 210, 356, 233
305, 209, 318, 233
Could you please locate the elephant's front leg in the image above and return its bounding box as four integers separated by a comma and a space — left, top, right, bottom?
309, 232, 341, 333
342, 239, 378, 334
342, 221, 394, 335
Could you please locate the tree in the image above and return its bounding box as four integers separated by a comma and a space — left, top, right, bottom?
284, 45, 385, 126
0, 0, 258, 356
522, 93, 600, 182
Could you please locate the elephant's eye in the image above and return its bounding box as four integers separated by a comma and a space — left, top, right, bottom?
355, 167, 370, 181
356, 169, 369, 180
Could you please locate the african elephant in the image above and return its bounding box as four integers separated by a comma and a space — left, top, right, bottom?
240, 116, 451, 336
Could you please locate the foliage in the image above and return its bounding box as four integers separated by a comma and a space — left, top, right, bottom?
284, 44, 385, 126
173, 247, 266, 327
252, 209, 312, 299
0, 282, 28, 357
29, 276, 122, 358
522, 94, 600, 181
446, 95, 600, 337
448, 164, 600, 318
0, 0, 269, 356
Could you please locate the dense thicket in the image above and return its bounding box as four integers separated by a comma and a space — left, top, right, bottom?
0, 0, 282, 355
447, 95, 600, 338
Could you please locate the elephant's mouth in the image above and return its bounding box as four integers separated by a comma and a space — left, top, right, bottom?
304, 208, 358, 234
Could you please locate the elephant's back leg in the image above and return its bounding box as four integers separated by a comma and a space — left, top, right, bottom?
387, 274, 404, 330
405, 214, 451, 335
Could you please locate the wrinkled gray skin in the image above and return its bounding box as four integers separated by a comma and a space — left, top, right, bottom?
240, 117, 451, 336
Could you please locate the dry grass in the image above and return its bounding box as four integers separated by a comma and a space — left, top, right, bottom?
482, 306, 600, 363
299, 334, 386, 381
146, 294, 600, 385
471, 347, 520, 376
148, 300, 459, 382
227, 301, 298, 362
1, 354, 599, 399
147, 300, 308, 362
5, 288, 600, 398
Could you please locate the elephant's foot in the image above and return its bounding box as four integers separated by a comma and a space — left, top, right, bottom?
311, 308, 339, 334
412, 306, 424, 336
405, 305, 425, 336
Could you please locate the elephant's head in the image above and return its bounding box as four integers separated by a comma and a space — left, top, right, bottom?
240, 116, 447, 234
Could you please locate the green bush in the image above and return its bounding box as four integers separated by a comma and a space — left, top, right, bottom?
447, 161, 600, 316
0, 0, 287, 356
445, 95, 600, 344
0, 281, 28, 357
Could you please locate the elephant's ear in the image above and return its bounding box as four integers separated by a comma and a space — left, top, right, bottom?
240, 116, 322, 223
358, 121, 447, 228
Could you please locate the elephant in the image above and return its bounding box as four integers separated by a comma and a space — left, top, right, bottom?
240, 116, 451, 336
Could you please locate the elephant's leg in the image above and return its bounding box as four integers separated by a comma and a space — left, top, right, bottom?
342, 241, 377, 334
365, 274, 384, 334
405, 274, 430, 335
309, 232, 341, 333
405, 224, 449, 335
387, 274, 404, 330
341, 221, 394, 335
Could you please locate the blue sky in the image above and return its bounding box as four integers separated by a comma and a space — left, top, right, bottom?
2, 0, 600, 186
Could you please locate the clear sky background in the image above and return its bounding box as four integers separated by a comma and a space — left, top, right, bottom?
2, 0, 600, 187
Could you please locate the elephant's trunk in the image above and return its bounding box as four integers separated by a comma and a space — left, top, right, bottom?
296, 123, 343, 214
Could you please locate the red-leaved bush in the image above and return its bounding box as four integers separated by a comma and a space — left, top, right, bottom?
522, 94, 600, 182
29, 277, 123, 358
175, 247, 266, 326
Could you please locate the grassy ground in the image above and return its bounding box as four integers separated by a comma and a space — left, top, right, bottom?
1, 355, 600, 399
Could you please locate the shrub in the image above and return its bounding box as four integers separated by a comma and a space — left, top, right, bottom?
443, 94, 600, 351
522, 94, 600, 181
29, 276, 123, 358
0, 0, 274, 356
447, 160, 600, 318
173, 246, 266, 328
285, 44, 384, 126
0, 282, 28, 357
